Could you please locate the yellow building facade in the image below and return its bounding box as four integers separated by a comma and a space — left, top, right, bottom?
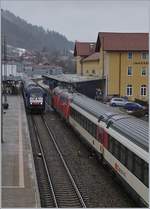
82, 60, 99, 76
95, 32, 149, 102
81, 52, 102, 77
107, 52, 148, 101
75, 56, 82, 75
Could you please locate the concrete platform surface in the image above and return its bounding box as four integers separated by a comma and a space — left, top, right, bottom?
2, 95, 40, 208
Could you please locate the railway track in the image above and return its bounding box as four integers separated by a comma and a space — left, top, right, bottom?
30, 114, 87, 208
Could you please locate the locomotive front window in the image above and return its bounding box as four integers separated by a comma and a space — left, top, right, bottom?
30, 92, 43, 97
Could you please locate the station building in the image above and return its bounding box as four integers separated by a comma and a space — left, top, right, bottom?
74, 32, 149, 102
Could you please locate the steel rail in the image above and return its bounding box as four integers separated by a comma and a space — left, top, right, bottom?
32, 116, 58, 207
42, 115, 87, 208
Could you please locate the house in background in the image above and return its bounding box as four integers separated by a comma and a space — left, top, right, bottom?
74, 42, 95, 75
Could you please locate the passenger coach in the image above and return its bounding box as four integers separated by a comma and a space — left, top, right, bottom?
51, 87, 149, 207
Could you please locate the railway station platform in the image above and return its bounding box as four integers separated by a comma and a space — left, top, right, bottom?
2, 94, 40, 207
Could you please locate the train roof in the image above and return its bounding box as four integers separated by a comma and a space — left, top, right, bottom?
72, 93, 149, 152
23, 79, 37, 89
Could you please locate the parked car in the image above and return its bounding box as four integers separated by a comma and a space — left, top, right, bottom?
124, 102, 145, 111
110, 97, 127, 107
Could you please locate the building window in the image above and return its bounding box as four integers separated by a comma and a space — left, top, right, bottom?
140, 85, 147, 96
141, 52, 148, 59
92, 69, 95, 74
89, 43, 95, 51
128, 52, 133, 59
127, 85, 132, 96
141, 67, 147, 76
127, 66, 132, 76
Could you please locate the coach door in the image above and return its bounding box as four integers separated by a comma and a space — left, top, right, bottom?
97, 127, 109, 153
97, 127, 104, 153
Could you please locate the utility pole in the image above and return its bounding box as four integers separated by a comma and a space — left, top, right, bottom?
1, 35, 4, 143
1, 34, 8, 143
3, 35, 7, 104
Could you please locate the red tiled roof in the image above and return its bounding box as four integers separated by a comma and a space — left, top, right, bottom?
83, 52, 99, 62
95, 32, 149, 52
74, 42, 96, 57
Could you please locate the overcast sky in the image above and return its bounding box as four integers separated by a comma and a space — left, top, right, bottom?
1, 0, 149, 42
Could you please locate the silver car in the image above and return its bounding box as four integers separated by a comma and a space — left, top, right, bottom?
110, 97, 127, 107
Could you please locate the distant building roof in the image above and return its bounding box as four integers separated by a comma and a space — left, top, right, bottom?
95, 32, 149, 52
30, 64, 63, 70
74, 42, 96, 57
83, 52, 99, 62
43, 74, 101, 83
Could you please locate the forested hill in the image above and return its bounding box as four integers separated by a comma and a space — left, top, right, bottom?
1, 9, 74, 53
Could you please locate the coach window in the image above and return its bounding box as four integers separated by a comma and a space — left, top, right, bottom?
75, 110, 77, 120
83, 116, 86, 129
143, 162, 149, 187
83, 115, 85, 128
72, 108, 75, 119
114, 140, 121, 160
89, 121, 93, 135
91, 123, 94, 136
134, 155, 142, 181
81, 114, 84, 127
73, 109, 75, 119
120, 145, 126, 166
93, 123, 96, 138
93, 124, 97, 138
77, 111, 79, 122
88, 120, 91, 134
126, 150, 133, 172
75, 110, 78, 121
84, 116, 87, 129
78, 112, 80, 124
87, 119, 90, 132
109, 136, 114, 154
79, 113, 82, 124
80, 113, 82, 124
83, 115, 86, 128
87, 119, 90, 133
73, 109, 75, 118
